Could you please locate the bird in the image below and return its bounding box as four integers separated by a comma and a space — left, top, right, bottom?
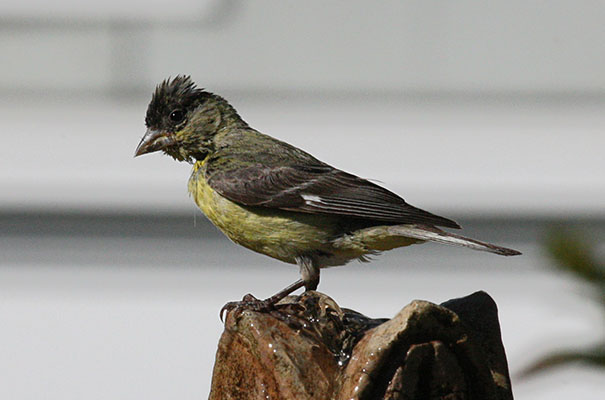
135, 75, 521, 317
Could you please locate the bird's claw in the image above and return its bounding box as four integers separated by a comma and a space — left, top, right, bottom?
219, 293, 276, 322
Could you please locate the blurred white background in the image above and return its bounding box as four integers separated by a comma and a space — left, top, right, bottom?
1, 1, 604, 399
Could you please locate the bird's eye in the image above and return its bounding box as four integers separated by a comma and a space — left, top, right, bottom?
169, 109, 185, 123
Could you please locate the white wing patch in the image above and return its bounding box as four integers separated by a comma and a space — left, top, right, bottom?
301, 194, 323, 204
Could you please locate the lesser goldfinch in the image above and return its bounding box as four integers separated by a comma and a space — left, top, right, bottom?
135, 76, 520, 314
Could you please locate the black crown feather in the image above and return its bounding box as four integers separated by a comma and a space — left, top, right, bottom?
145, 75, 205, 128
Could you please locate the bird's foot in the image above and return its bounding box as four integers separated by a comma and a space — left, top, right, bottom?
220, 293, 277, 322
220, 280, 307, 322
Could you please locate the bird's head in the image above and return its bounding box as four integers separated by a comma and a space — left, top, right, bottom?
135, 75, 245, 162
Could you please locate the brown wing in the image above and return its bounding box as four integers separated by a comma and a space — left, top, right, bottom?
206, 162, 460, 229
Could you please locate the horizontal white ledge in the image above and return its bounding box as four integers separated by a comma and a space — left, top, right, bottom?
2, 96, 603, 217
1, 180, 603, 218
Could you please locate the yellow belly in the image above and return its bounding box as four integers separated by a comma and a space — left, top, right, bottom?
188, 161, 340, 264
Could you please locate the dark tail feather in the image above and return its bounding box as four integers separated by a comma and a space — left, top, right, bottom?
388, 225, 521, 256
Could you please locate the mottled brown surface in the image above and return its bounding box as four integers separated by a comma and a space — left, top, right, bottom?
209, 291, 513, 400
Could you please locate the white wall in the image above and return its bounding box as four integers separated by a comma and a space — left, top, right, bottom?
2, 1, 605, 93
1, 1, 604, 216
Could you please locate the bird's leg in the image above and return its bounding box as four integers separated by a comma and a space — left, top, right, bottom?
261, 279, 306, 304
298, 255, 320, 291
219, 256, 320, 321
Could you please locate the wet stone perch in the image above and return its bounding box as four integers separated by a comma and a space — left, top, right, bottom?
209, 291, 513, 400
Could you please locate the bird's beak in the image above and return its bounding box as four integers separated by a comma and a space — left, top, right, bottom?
134, 128, 176, 157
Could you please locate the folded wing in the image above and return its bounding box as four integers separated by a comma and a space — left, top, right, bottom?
206, 162, 460, 229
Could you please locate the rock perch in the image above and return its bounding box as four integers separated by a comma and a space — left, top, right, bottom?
209, 291, 513, 400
